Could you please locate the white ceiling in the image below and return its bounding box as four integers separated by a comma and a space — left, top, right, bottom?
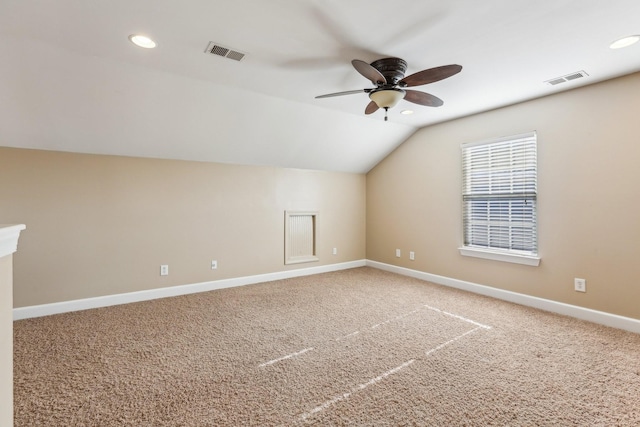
1, 0, 639, 173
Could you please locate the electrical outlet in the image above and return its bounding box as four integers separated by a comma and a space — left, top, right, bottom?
395, 249, 401, 258
160, 265, 169, 276
409, 251, 415, 261
211, 260, 218, 270
332, 247, 337, 255
574, 278, 586, 292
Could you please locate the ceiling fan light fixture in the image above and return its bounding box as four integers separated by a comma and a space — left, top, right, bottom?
609, 35, 640, 49
369, 89, 405, 109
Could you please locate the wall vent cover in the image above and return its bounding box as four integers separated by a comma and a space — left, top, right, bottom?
205, 42, 245, 61
284, 211, 319, 265
545, 70, 588, 86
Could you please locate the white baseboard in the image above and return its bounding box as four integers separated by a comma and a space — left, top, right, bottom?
14, 259, 640, 335
366, 260, 640, 335
13, 260, 366, 321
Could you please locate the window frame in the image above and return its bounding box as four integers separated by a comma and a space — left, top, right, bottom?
459, 132, 540, 267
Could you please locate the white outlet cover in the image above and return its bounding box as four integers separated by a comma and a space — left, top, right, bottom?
160, 265, 169, 276
211, 260, 218, 269
395, 249, 401, 257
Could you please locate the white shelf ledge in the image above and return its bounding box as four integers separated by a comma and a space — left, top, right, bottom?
0, 224, 26, 258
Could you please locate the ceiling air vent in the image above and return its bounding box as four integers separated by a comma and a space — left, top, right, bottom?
205, 42, 245, 61
545, 70, 588, 86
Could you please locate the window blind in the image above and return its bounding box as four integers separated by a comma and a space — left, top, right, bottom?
461, 132, 538, 254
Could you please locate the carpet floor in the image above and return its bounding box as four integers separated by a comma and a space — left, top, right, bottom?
13, 267, 640, 426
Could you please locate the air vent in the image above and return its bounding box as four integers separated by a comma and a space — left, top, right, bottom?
547, 78, 566, 86
564, 72, 585, 81
545, 70, 588, 86
205, 42, 245, 61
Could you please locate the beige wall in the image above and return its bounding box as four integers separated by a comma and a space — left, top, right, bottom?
3, 74, 640, 321
0, 254, 13, 425
0, 148, 366, 307
367, 72, 640, 320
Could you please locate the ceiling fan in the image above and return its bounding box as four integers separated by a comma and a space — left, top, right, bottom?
315, 58, 462, 121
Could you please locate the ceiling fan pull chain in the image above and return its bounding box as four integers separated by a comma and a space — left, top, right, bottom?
384, 107, 389, 121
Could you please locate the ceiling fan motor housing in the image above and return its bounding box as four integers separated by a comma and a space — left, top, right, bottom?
370, 58, 407, 85
315, 57, 460, 116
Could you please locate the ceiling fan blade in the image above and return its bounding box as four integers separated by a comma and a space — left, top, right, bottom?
404, 90, 444, 107
399, 64, 462, 87
315, 89, 370, 99
352, 59, 387, 85
365, 101, 379, 114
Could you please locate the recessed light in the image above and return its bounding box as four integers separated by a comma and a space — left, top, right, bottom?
128, 34, 157, 49
609, 35, 640, 49
400, 110, 414, 115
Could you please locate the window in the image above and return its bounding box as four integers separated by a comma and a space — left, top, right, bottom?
459, 132, 540, 266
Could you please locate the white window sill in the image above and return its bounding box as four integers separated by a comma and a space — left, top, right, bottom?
459, 247, 540, 267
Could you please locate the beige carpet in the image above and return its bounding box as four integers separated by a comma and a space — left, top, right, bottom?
14, 267, 640, 426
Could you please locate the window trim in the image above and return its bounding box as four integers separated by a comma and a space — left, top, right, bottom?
460, 131, 540, 266
459, 246, 540, 266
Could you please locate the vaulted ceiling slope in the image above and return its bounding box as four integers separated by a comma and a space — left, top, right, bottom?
1, 0, 639, 173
